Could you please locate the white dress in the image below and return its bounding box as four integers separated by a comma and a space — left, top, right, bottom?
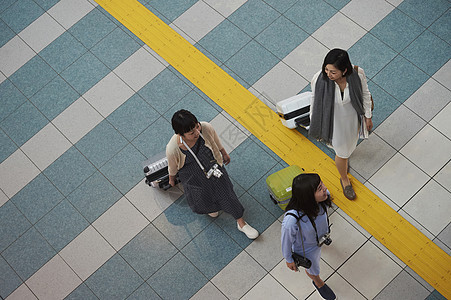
311, 67, 372, 158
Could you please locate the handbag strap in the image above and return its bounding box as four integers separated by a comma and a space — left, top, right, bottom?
180, 132, 207, 174
286, 212, 307, 258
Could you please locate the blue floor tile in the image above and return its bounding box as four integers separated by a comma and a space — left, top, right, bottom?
181, 222, 242, 279
9, 55, 58, 98
85, 254, 144, 300
367, 80, 402, 129
0, 0, 44, 33
198, 20, 251, 64
402, 30, 451, 76
0, 0, 16, 14
163, 90, 220, 123
35, 199, 89, 252
0, 129, 17, 163
107, 94, 160, 141
147, 252, 208, 300
67, 171, 122, 223
30, 75, 80, 120
152, 195, 213, 249
321, 0, 350, 10
225, 40, 279, 86
90, 27, 140, 70
0, 80, 27, 123
0, 101, 48, 146
147, 0, 197, 23
348, 34, 397, 79
228, 0, 281, 38
11, 173, 64, 224
61, 51, 110, 95
285, 0, 336, 34
68, 8, 117, 49
256, 15, 308, 60
132, 117, 175, 159
138, 68, 192, 114
429, 9, 451, 43
43, 147, 97, 197
0, 201, 31, 253
40, 32, 88, 74
119, 224, 178, 280
76, 120, 128, 168
0, 19, 15, 47
33, 0, 59, 11
397, 0, 450, 27
127, 283, 162, 300
372, 55, 429, 103
2, 227, 56, 280
65, 283, 98, 300
227, 138, 278, 190
99, 143, 146, 194
0, 255, 22, 299
263, 0, 298, 13
369, 9, 425, 53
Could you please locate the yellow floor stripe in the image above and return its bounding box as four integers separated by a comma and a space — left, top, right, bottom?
95, 0, 451, 297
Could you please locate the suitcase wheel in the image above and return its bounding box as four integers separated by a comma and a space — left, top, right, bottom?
269, 194, 277, 205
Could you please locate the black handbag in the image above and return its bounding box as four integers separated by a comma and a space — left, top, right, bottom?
286, 213, 312, 270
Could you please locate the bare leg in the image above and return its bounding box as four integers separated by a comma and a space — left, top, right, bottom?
305, 270, 324, 288
237, 217, 246, 228
335, 155, 350, 186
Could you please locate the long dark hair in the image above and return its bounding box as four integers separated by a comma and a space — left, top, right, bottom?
171, 109, 199, 135
285, 173, 332, 219
321, 48, 353, 80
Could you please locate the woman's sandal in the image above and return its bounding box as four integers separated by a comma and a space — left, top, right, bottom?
340, 179, 356, 200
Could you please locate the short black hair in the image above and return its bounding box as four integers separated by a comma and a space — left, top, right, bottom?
285, 173, 332, 218
171, 109, 199, 135
321, 48, 353, 79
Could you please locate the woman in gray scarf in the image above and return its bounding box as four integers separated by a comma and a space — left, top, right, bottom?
309, 49, 373, 200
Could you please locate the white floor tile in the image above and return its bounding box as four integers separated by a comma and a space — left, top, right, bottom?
434, 161, 451, 192
321, 212, 367, 269
0, 36, 35, 77
114, 47, 166, 91
370, 237, 406, 268
173, 1, 224, 42
431, 102, 451, 139
0, 150, 40, 198
18, 13, 65, 53
5, 284, 38, 300
335, 208, 372, 238
21, 122, 72, 171
210, 112, 248, 153
52, 97, 103, 144
404, 78, 451, 122
242, 274, 295, 300
26, 254, 82, 300
169, 23, 196, 45
398, 209, 435, 240
400, 124, 451, 177
0, 72, 5, 84
403, 179, 451, 235
364, 181, 400, 212
83, 72, 134, 117
245, 221, 283, 271
341, 0, 394, 30
312, 12, 366, 50
125, 180, 182, 222
143, 45, 170, 67
270, 259, 334, 300
48, 0, 94, 30
59, 225, 115, 280
252, 62, 308, 104
433, 59, 451, 90
338, 241, 402, 299
283, 36, 329, 83
369, 153, 429, 207
93, 197, 149, 251
203, 0, 246, 17
212, 251, 267, 300
190, 282, 228, 300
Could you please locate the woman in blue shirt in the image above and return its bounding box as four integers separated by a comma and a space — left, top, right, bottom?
281, 173, 336, 300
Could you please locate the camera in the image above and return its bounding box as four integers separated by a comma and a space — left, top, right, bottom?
206, 163, 223, 179
318, 233, 332, 246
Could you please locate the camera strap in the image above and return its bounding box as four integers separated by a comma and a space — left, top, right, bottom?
180, 133, 207, 175
306, 204, 331, 245
286, 212, 308, 259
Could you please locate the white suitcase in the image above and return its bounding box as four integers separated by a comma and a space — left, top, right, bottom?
276, 92, 312, 129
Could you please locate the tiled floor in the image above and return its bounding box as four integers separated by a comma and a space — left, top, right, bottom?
0, 0, 450, 299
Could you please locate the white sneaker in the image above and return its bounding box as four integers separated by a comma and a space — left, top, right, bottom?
208, 212, 219, 217
237, 222, 259, 239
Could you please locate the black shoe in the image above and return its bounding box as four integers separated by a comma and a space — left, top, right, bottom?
313, 281, 336, 300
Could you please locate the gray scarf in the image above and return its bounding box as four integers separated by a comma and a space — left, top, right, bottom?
309, 71, 365, 144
